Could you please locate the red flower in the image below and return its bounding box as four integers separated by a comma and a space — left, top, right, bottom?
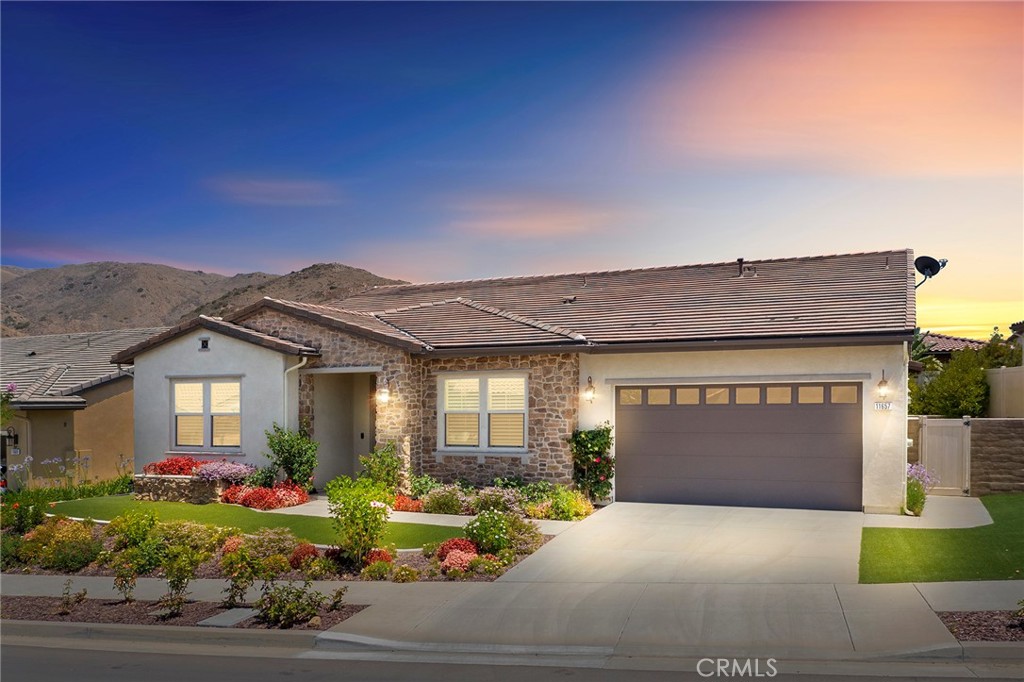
598, 475, 606, 481
11, 502, 19, 509
593, 457, 601, 463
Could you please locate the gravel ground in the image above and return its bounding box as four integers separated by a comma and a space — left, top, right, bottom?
937, 611, 1024, 642
0, 596, 366, 630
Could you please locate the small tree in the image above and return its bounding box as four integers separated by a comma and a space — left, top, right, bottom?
909, 329, 942, 373
977, 328, 1022, 369
325, 476, 394, 565
265, 423, 319, 491
918, 350, 989, 417
569, 422, 614, 501
358, 442, 403, 492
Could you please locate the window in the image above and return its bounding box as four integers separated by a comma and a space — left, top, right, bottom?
705, 387, 730, 405
830, 385, 858, 404
173, 379, 241, 449
675, 387, 700, 405
735, 386, 761, 405
798, 386, 825, 404
647, 388, 671, 405
619, 389, 642, 405
440, 375, 527, 449
766, 386, 792, 404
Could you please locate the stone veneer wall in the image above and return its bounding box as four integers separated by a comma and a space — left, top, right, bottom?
240, 309, 418, 475
134, 475, 220, 504
237, 308, 580, 486
418, 354, 579, 485
969, 419, 1024, 495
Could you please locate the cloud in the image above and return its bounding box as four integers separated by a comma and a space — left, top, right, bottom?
204, 177, 344, 206
446, 194, 623, 239
642, 3, 1022, 176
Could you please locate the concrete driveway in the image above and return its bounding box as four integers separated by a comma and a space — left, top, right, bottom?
500, 502, 865, 584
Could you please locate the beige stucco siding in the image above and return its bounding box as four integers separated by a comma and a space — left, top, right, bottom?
74, 378, 134, 480
579, 344, 909, 513
131, 328, 296, 471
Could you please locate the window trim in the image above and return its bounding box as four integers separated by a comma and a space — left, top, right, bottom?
170, 378, 242, 452
436, 371, 529, 453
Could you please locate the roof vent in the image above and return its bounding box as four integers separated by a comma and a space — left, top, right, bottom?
561, 296, 577, 304
27, 351, 36, 357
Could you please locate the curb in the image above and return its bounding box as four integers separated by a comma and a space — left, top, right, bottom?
314, 630, 614, 656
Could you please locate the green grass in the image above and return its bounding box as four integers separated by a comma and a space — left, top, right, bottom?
54, 496, 463, 548
860, 494, 1024, 583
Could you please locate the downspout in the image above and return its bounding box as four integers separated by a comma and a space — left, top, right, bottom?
283, 357, 309, 429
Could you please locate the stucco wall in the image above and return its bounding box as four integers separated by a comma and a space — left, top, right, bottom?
969, 418, 1024, 495
579, 344, 909, 513
6, 410, 76, 488
986, 366, 1024, 418
75, 378, 134, 480
907, 417, 921, 464
131, 328, 293, 472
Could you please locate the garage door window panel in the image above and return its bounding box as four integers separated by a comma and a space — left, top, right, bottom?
705, 387, 730, 405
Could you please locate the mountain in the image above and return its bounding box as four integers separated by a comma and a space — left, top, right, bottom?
1, 261, 403, 337
1, 265, 32, 284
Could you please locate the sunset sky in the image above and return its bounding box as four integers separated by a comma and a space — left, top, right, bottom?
2, 2, 1021, 339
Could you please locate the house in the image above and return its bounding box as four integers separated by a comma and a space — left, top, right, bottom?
919, 332, 986, 363
113, 250, 916, 514
2, 327, 167, 486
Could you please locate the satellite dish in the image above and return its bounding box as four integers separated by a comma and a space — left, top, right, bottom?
914, 255, 947, 288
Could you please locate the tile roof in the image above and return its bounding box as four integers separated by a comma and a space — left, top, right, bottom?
1, 327, 167, 408
330, 250, 916, 347
922, 332, 987, 353
111, 315, 320, 364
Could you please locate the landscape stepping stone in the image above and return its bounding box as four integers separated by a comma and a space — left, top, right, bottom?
197, 608, 258, 628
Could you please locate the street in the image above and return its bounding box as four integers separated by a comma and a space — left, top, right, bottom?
3, 644, 1022, 682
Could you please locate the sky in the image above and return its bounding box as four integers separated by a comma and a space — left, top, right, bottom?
2, 2, 1021, 339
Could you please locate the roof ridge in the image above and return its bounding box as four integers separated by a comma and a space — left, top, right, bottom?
924, 331, 986, 343
255, 297, 430, 350
3, 327, 169, 342
21, 363, 70, 398
455, 298, 589, 342
358, 249, 911, 291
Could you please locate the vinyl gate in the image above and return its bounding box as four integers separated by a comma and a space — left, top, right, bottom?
917, 417, 970, 495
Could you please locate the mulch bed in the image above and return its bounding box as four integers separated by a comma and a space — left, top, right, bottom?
0, 595, 366, 630
937, 611, 1024, 642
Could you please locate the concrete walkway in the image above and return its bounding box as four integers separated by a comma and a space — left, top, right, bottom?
863, 495, 993, 529
5, 574, 1018, 661
266, 495, 576, 536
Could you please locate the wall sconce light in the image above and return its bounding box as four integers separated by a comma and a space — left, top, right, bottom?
582, 376, 596, 403
376, 381, 391, 405
876, 370, 890, 400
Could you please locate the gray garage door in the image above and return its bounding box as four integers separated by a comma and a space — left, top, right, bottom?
615, 383, 863, 511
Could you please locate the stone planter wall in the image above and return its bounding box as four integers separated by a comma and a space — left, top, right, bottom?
133, 474, 222, 504
970, 419, 1024, 495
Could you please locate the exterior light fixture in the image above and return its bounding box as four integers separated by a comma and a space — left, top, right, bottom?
582, 376, 596, 403
376, 381, 391, 405
876, 371, 890, 399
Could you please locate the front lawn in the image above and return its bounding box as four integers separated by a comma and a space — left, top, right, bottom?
54, 496, 463, 548
860, 494, 1024, 583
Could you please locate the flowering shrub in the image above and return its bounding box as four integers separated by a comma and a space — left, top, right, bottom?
361, 560, 393, 580
289, 542, 320, 570
143, 456, 202, 476
391, 564, 420, 583
265, 424, 319, 492
20, 517, 102, 571
547, 486, 594, 521
463, 510, 511, 554
440, 549, 476, 573
471, 486, 524, 515
364, 547, 394, 565
221, 482, 309, 510
393, 494, 423, 512
422, 485, 470, 515
325, 475, 394, 565
358, 441, 403, 492
435, 537, 478, 561
906, 463, 938, 516
570, 423, 615, 501
221, 535, 245, 555
196, 460, 256, 483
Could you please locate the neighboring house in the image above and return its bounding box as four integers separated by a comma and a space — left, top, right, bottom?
1008, 320, 1024, 347
919, 332, 986, 363
1, 328, 166, 486
114, 250, 916, 514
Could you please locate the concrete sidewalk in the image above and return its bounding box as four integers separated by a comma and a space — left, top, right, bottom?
4, 574, 1020, 662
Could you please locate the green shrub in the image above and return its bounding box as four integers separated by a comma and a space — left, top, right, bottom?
468, 554, 505, 576
220, 546, 260, 607
160, 545, 205, 616
569, 422, 615, 501
301, 556, 337, 580
359, 442, 403, 492
421, 541, 440, 558
524, 501, 552, 519
2, 500, 46, 534
110, 542, 164, 602
244, 465, 278, 489
1, 533, 25, 570
243, 527, 299, 560
360, 560, 393, 580
916, 350, 989, 417
391, 564, 419, 583
153, 520, 234, 556
410, 474, 442, 499
548, 486, 594, 521
906, 479, 926, 516
325, 475, 394, 565
105, 508, 158, 549
422, 485, 468, 515
256, 580, 328, 628
58, 578, 87, 615
2, 475, 133, 508
19, 517, 101, 571
520, 481, 556, 504
265, 423, 319, 491
464, 510, 512, 554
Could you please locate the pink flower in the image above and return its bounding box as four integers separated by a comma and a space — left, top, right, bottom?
593, 457, 601, 463
598, 475, 606, 481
